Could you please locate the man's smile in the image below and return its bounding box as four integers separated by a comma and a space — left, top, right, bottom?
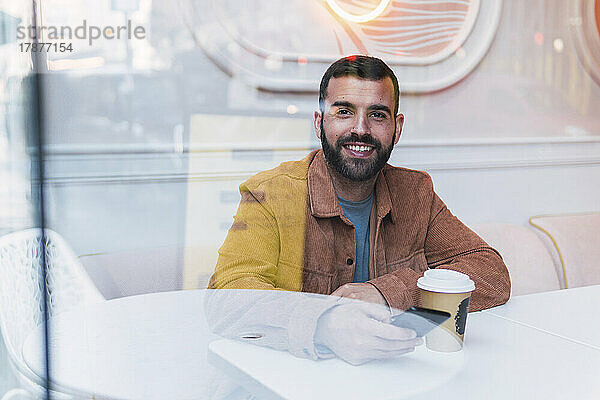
342, 142, 376, 158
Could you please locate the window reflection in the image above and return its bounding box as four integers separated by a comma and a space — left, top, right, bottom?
1, 0, 600, 399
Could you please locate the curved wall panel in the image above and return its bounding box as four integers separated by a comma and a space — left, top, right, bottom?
571, 0, 600, 87
190, 0, 502, 93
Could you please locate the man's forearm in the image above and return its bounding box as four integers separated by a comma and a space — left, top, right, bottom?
367, 247, 510, 312
204, 288, 339, 360
428, 247, 510, 311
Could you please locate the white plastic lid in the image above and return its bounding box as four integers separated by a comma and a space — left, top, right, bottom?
417, 269, 475, 294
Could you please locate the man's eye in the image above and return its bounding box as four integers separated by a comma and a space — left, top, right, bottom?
337, 109, 352, 115
370, 112, 387, 119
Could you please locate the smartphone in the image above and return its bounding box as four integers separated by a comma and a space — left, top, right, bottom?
390, 307, 451, 337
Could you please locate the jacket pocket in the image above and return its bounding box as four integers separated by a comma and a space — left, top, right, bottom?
275, 260, 333, 294
301, 266, 333, 295
386, 249, 428, 274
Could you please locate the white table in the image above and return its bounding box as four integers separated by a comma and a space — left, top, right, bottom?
209, 311, 600, 400
23, 287, 600, 400
23, 290, 219, 400
484, 285, 600, 350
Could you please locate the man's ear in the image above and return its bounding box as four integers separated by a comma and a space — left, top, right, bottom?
314, 110, 322, 140
394, 113, 404, 145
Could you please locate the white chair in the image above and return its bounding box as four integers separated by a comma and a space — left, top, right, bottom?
471, 223, 561, 296
0, 229, 104, 400
529, 213, 600, 289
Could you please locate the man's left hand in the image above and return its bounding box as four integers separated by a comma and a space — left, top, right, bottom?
331, 283, 388, 306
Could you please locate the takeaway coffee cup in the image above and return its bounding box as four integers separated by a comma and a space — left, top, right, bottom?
417, 269, 475, 352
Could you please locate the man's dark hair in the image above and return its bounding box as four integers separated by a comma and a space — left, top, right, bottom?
319, 55, 400, 115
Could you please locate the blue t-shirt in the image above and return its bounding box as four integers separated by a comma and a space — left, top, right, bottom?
337, 192, 374, 283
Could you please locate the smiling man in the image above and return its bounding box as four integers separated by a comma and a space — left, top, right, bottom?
207, 55, 510, 364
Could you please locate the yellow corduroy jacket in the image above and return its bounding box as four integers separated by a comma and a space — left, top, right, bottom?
208, 149, 511, 313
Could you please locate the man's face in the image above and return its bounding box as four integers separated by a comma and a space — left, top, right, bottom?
315, 76, 404, 181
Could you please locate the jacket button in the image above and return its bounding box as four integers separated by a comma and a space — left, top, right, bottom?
346, 258, 354, 265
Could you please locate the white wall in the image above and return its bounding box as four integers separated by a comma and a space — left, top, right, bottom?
43, 136, 600, 293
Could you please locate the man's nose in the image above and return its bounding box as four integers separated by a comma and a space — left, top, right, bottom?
351, 114, 369, 136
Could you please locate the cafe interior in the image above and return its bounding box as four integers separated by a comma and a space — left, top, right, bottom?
1, 0, 600, 399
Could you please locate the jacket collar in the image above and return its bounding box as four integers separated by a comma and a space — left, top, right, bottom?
308, 150, 394, 223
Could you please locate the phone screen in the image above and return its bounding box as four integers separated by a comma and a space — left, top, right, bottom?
390, 307, 451, 337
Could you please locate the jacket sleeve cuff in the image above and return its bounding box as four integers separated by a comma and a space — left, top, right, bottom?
287, 294, 340, 360
368, 269, 422, 312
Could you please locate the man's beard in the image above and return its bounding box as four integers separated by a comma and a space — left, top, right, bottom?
320, 120, 395, 181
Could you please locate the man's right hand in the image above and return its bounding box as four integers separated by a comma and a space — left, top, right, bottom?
314, 299, 423, 365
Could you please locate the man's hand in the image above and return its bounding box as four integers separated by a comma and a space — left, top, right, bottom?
314, 299, 422, 365
331, 282, 388, 306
